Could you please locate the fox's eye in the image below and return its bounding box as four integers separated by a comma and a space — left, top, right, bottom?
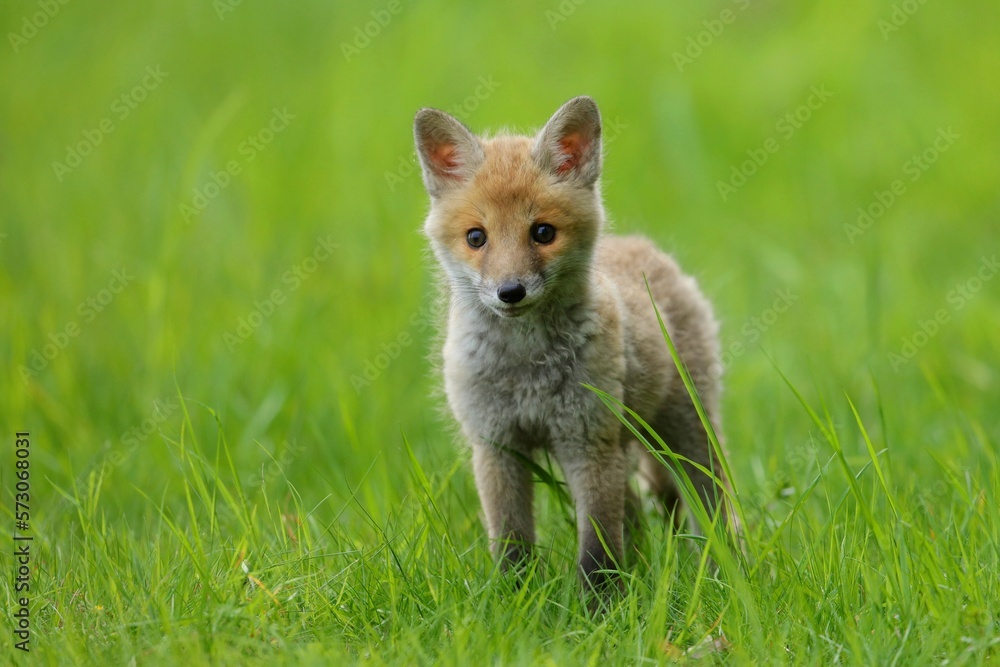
531, 223, 556, 244
466, 228, 487, 248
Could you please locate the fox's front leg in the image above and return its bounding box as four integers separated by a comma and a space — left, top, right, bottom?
471, 442, 535, 569
556, 442, 628, 592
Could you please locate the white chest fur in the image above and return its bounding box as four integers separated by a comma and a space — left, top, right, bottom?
441, 294, 626, 452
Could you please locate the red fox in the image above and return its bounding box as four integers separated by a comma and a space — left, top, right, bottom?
414, 96, 732, 591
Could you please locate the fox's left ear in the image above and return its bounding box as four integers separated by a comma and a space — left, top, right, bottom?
533, 96, 602, 187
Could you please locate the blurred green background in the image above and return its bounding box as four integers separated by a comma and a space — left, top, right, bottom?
1, 0, 998, 656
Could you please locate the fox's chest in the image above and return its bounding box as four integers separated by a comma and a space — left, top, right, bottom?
442, 319, 604, 448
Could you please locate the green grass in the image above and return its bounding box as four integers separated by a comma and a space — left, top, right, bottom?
2, 0, 999, 664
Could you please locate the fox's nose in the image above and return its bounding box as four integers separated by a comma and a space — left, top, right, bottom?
497, 282, 526, 304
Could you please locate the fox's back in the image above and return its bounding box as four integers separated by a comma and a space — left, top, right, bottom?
596, 235, 722, 415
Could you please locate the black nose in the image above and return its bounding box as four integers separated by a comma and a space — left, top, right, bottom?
497, 282, 526, 304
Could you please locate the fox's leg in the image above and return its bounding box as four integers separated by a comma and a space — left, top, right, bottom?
637, 444, 683, 528
471, 442, 535, 569
555, 443, 628, 592
624, 481, 643, 550
644, 395, 732, 529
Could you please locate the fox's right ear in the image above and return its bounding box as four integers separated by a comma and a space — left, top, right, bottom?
413, 109, 484, 198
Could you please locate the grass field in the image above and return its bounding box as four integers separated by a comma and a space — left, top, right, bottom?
2, 0, 999, 664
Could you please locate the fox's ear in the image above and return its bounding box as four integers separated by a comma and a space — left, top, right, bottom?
414, 108, 484, 198
533, 96, 602, 187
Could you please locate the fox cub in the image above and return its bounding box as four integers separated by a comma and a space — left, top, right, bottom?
414, 96, 731, 590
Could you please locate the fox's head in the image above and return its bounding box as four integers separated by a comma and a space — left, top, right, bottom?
414, 96, 605, 319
